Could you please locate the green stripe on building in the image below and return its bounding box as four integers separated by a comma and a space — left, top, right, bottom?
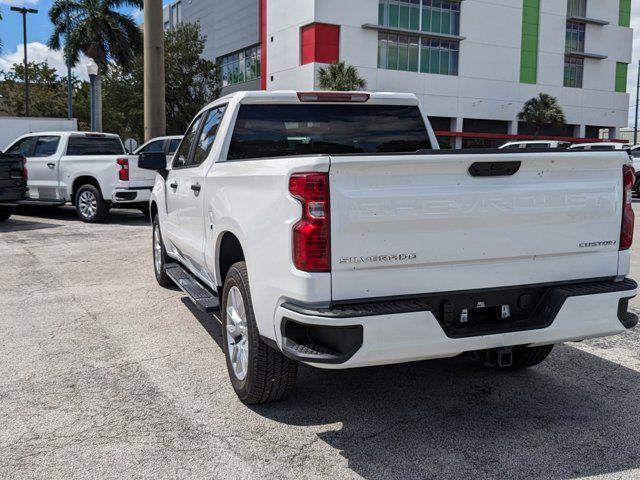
520, 0, 540, 84
616, 62, 628, 93
619, 0, 631, 27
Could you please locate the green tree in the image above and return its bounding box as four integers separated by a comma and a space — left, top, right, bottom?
317, 61, 367, 91
164, 22, 221, 135
101, 58, 144, 140
0, 61, 91, 121
92, 22, 221, 142
47, 0, 143, 81
518, 93, 566, 136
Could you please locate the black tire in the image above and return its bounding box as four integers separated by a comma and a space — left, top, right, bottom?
152, 215, 173, 287
140, 205, 150, 219
0, 206, 13, 222
498, 344, 554, 370
75, 184, 109, 223
222, 261, 298, 404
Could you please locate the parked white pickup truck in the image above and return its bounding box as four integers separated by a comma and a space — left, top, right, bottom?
141, 91, 638, 405
2, 131, 156, 222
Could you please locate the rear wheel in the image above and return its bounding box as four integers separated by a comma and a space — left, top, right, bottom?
222, 262, 298, 404
152, 215, 173, 287
0, 206, 14, 222
140, 205, 150, 219
75, 184, 109, 223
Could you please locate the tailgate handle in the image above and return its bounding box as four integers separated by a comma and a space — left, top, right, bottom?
468, 161, 521, 177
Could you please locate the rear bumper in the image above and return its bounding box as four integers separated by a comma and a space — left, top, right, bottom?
112, 187, 151, 204
275, 279, 637, 369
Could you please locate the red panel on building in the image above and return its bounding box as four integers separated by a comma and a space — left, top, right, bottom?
300, 23, 340, 65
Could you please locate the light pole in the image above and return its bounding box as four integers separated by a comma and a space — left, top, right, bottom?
143, 0, 166, 141
635, 59, 640, 145
10, 6, 38, 117
86, 60, 100, 131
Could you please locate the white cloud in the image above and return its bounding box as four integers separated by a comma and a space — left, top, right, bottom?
0, 0, 39, 6
0, 42, 91, 81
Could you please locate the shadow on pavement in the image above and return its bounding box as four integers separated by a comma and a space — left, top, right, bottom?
255, 347, 640, 479
14, 205, 149, 226
0, 217, 60, 232
180, 285, 640, 479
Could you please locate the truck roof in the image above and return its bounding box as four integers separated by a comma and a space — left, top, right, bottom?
12, 131, 121, 139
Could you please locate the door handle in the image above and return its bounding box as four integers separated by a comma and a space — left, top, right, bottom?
468, 161, 521, 177
190, 183, 202, 193
169, 181, 178, 189
47, 163, 56, 169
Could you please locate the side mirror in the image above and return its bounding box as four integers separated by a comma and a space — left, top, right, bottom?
139, 151, 167, 171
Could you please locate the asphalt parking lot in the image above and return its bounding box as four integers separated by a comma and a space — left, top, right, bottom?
2, 205, 640, 480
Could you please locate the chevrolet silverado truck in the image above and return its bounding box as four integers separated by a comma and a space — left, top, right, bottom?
140, 90, 638, 405
0, 153, 28, 222
3, 131, 156, 222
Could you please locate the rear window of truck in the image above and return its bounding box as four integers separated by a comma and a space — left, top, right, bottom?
66, 137, 124, 156
227, 104, 431, 160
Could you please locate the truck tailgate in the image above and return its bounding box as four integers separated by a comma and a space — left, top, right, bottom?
329, 151, 627, 301
128, 154, 157, 187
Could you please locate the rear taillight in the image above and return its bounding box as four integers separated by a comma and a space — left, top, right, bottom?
22, 158, 28, 181
621, 164, 635, 250
289, 173, 330, 272
117, 158, 129, 181
297, 92, 370, 103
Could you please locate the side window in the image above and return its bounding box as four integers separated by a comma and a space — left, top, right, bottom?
6, 136, 35, 156
139, 140, 164, 154
191, 106, 227, 166
168, 138, 182, 155
32, 136, 61, 157
173, 114, 204, 168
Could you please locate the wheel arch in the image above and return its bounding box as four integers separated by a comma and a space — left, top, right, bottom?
71, 176, 103, 205
217, 231, 246, 292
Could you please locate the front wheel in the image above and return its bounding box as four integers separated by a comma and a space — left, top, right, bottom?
222, 262, 298, 404
0, 206, 14, 222
152, 215, 173, 287
75, 184, 109, 223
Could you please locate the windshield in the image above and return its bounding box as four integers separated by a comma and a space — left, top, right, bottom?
227, 104, 432, 160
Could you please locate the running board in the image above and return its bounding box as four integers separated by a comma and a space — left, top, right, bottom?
165, 263, 220, 313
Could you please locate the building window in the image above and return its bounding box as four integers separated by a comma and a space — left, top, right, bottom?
378, 33, 457, 75
567, 0, 587, 17
170, 1, 181, 30
421, 0, 460, 35
420, 38, 458, 74
564, 56, 583, 88
378, 0, 460, 35
378, 33, 420, 72
379, 0, 420, 30
219, 45, 261, 87
565, 21, 585, 52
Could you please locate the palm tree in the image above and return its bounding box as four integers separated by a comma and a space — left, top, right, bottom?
318, 61, 367, 91
48, 0, 143, 130
518, 93, 566, 136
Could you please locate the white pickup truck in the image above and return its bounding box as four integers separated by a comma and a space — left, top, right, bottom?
3, 131, 156, 222
141, 91, 638, 405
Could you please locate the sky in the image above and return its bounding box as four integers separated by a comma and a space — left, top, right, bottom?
1, 0, 640, 125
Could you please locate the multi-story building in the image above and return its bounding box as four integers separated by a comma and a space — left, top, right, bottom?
170, 0, 634, 146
